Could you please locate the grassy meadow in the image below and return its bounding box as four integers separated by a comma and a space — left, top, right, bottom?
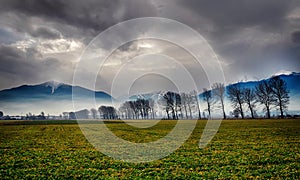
0, 119, 299, 179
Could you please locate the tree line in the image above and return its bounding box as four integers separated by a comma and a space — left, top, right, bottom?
157, 90, 202, 120
61, 90, 204, 120
0, 76, 293, 120
118, 90, 203, 120
116, 76, 290, 120
202, 76, 289, 119
62, 105, 118, 120
119, 98, 155, 119
226, 76, 289, 119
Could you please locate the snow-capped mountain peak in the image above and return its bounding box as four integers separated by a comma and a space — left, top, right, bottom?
43, 80, 63, 94
274, 70, 293, 76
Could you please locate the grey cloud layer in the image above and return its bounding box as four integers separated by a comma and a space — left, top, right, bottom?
157, 0, 300, 81
0, 0, 157, 40
0, 0, 158, 89
0, 45, 74, 88
0, 0, 299, 91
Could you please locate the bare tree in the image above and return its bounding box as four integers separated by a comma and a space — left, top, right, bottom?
120, 101, 134, 119
129, 101, 139, 119
202, 88, 213, 118
174, 93, 182, 119
119, 103, 126, 119
180, 93, 189, 119
119, 98, 155, 120
212, 83, 226, 119
228, 84, 245, 119
243, 88, 256, 119
98, 106, 109, 119
143, 99, 151, 119
269, 76, 290, 118
160, 91, 181, 119
158, 93, 170, 119
62, 112, 69, 119
108, 106, 117, 119
255, 80, 275, 119
69, 112, 76, 120
164, 92, 176, 119
75, 109, 89, 119
98, 106, 117, 119
98, 106, 106, 119
191, 90, 201, 119
118, 105, 126, 119
186, 93, 193, 119
135, 99, 151, 119
148, 98, 155, 119
90, 108, 98, 119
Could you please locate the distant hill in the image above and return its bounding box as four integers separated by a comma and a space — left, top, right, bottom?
226, 72, 300, 92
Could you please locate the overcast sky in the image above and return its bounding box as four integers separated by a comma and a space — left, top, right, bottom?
0, 0, 300, 94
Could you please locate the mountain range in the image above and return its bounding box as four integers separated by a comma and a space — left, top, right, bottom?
0, 81, 112, 101
0, 72, 299, 116
0, 81, 113, 115
227, 72, 300, 94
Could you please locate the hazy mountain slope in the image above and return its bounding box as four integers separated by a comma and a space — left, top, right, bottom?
0, 81, 112, 101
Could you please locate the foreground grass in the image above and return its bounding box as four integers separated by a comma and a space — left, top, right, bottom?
0, 119, 299, 179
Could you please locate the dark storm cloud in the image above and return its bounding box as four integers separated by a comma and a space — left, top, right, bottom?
0, 0, 299, 91
0, 45, 73, 89
292, 31, 300, 43
0, 0, 160, 91
0, 45, 41, 83
31, 27, 61, 39
176, 0, 293, 31
0, 0, 114, 30
159, 0, 300, 82
0, 0, 157, 38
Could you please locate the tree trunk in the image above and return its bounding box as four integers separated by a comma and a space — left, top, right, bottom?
183, 104, 188, 119
266, 106, 271, 119
279, 100, 284, 118
239, 102, 244, 119
172, 107, 176, 120
187, 103, 192, 119
249, 104, 254, 119
166, 108, 170, 119
221, 99, 226, 119
194, 93, 201, 119
175, 105, 178, 120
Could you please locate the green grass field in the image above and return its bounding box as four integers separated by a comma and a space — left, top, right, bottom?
1, 119, 299, 179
